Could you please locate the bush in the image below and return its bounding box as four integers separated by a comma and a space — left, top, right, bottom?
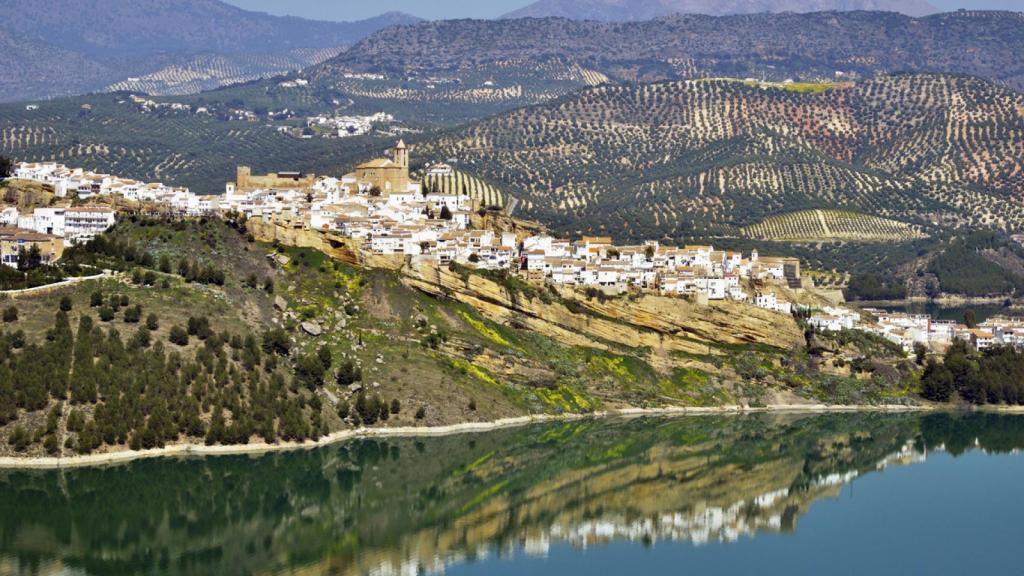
295, 353, 326, 390
67, 409, 85, 432
317, 345, 332, 370
415, 406, 426, 420
169, 325, 189, 346
59, 296, 73, 311
390, 398, 401, 414
2, 306, 17, 323
262, 328, 290, 356
187, 316, 212, 340
336, 360, 362, 386
146, 313, 159, 330
98, 306, 115, 322
90, 290, 103, 307
132, 326, 151, 349
8, 425, 30, 452
123, 305, 142, 323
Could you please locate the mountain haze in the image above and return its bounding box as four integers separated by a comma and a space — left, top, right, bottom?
320, 10, 1024, 120
0, 0, 420, 102
503, 0, 940, 20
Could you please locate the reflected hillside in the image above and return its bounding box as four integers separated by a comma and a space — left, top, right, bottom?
1, 413, 1021, 576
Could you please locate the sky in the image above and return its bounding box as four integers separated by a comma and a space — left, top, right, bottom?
222, 0, 1024, 22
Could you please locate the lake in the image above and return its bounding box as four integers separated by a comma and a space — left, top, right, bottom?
1, 412, 1023, 575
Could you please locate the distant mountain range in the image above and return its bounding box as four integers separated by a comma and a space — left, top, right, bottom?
0, 0, 420, 102
318, 10, 1024, 120
503, 0, 939, 20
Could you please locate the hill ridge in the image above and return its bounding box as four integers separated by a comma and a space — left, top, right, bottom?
416, 73, 1024, 240
503, 0, 940, 20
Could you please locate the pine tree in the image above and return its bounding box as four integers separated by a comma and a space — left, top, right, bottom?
70, 315, 98, 404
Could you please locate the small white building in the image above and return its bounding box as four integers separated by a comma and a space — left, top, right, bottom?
64, 206, 116, 244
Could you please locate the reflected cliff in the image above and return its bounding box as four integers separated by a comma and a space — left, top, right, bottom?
1, 412, 1022, 576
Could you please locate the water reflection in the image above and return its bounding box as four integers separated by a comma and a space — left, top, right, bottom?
1, 412, 1022, 576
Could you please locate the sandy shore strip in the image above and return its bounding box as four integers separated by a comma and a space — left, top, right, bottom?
0, 403, 953, 470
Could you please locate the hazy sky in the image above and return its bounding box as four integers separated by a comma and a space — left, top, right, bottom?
223, 0, 1024, 21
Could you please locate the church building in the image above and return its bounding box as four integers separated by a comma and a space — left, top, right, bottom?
350, 140, 413, 195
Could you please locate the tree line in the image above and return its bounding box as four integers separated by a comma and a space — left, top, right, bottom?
0, 301, 333, 455
921, 340, 1024, 405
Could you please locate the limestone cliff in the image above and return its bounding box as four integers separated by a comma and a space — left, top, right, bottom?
400, 259, 803, 372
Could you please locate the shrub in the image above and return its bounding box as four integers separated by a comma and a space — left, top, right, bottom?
336, 360, 362, 386
8, 425, 30, 452
295, 353, 326, 390
98, 306, 115, 322
59, 296, 73, 311
262, 328, 290, 356
90, 290, 103, 307
169, 325, 189, 346
67, 409, 85, 432
390, 398, 401, 414
132, 326, 151, 349
415, 406, 426, 420
146, 313, 159, 330
123, 305, 142, 323
2, 306, 17, 323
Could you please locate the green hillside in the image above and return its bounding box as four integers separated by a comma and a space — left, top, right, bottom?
418, 74, 1024, 241
743, 210, 928, 242
324, 10, 1024, 110
0, 92, 387, 194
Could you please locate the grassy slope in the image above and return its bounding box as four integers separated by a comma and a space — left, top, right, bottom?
0, 218, 921, 457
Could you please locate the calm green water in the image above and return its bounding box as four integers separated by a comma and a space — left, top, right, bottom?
2, 412, 1023, 575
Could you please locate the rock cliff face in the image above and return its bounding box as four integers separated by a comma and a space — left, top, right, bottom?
400, 260, 803, 371
248, 220, 804, 385
248, 219, 362, 265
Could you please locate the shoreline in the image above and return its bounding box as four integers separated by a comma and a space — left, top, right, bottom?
852, 297, 1020, 308
0, 403, 939, 470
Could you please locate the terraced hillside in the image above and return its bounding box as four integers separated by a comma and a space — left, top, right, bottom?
104, 48, 345, 97
313, 56, 611, 124
421, 169, 506, 208
418, 74, 1024, 240
742, 210, 928, 242
0, 94, 387, 194
317, 10, 1024, 118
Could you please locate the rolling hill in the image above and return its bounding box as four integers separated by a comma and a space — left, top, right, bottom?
313, 10, 1024, 122
503, 0, 939, 20
0, 91, 389, 194
741, 210, 928, 242
0, 0, 419, 102
416, 74, 1024, 241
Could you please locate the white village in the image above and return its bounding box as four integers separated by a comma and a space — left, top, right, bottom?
3, 142, 1018, 355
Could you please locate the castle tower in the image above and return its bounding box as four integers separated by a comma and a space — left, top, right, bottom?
394, 140, 408, 169
237, 166, 252, 189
